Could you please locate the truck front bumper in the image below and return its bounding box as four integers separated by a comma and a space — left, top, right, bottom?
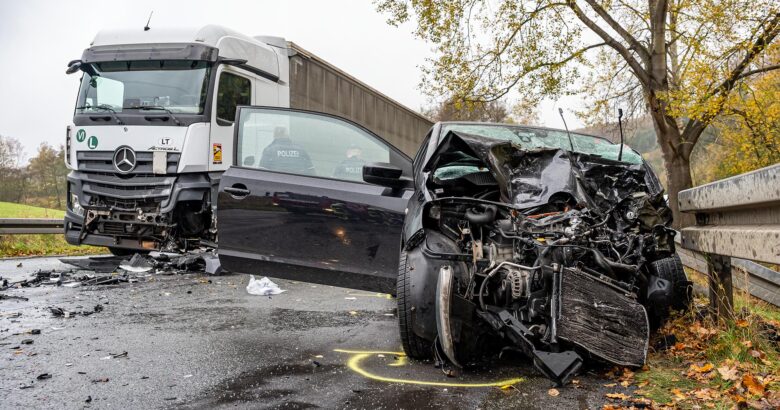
64, 170, 218, 251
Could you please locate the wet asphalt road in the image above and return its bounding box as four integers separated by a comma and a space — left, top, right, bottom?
1, 256, 627, 409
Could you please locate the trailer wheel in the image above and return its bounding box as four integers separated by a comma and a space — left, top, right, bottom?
649, 254, 691, 311
397, 249, 433, 360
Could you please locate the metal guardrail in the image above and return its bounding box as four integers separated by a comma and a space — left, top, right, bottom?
678, 163, 780, 315
0, 218, 64, 234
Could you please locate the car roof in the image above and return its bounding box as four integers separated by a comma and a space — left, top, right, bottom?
437, 121, 615, 145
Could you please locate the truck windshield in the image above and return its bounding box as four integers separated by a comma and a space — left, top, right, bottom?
75, 60, 211, 114
442, 123, 644, 164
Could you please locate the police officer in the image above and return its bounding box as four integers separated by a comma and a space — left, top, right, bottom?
259, 126, 315, 175
332, 144, 366, 181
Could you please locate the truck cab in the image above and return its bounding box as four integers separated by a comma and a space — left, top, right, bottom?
64, 25, 291, 253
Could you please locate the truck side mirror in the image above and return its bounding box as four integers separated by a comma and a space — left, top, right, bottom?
66, 60, 82, 75
363, 162, 412, 189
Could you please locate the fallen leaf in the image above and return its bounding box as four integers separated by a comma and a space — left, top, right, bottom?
735, 319, 749, 328
749, 350, 766, 360
692, 362, 714, 373
742, 374, 765, 396
741, 340, 753, 348
674, 342, 687, 350
603, 383, 617, 387
717, 365, 740, 381
606, 392, 630, 400
671, 388, 687, 400
548, 388, 560, 397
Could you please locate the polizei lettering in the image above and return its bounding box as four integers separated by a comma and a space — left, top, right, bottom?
277, 150, 300, 158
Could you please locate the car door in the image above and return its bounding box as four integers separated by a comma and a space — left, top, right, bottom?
217, 107, 414, 293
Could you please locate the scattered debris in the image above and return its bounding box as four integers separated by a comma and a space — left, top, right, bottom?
0, 294, 29, 301
85, 396, 92, 403
119, 254, 154, 273
21, 339, 33, 345
100, 351, 128, 360
36, 373, 52, 380
92, 378, 109, 383
49, 304, 104, 318
246, 276, 285, 296
29, 329, 41, 335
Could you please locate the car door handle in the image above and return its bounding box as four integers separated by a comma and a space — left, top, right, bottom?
224, 186, 250, 198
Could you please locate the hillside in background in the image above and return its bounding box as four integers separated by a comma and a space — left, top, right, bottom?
576, 116, 720, 189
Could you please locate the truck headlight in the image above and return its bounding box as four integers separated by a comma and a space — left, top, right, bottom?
71, 193, 84, 216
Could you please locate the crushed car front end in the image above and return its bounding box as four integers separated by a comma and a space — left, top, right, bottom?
399, 125, 690, 385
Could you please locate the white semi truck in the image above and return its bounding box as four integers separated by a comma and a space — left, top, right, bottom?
64, 25, 432, 254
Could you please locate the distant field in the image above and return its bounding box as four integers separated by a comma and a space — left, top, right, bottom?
0, 201, 105, 257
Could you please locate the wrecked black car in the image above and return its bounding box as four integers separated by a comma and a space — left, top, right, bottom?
216, 107, 690, 385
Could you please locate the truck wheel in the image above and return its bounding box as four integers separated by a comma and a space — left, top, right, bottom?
397, 249, 433, 360
649, 254, 691, 311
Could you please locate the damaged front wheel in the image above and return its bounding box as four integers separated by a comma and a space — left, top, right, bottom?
397, 249, 433, 360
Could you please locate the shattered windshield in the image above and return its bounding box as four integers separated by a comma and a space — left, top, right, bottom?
75, 60, 211, 114
442, 123, 644, 164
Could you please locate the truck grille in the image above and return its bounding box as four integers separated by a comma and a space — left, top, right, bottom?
77, 151, 180, 175
76, 151, 180, 210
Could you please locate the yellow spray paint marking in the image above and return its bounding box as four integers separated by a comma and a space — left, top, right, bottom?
333, 349, 524, 388
388, 355, 407, 367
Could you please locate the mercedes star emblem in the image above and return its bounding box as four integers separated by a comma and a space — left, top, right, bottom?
113, 146, 137, 174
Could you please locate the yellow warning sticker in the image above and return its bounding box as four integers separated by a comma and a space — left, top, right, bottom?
212, 143, 222, 164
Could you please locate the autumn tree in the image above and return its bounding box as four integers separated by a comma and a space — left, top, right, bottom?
377, 0, 780, 227
0, 135, 27, 203
711, 70, 780, 179
27, 143, 68, 209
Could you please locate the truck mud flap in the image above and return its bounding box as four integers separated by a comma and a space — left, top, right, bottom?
556, 268, 649, 367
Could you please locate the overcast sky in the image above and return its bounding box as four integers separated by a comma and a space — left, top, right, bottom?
0, 0, 582, 159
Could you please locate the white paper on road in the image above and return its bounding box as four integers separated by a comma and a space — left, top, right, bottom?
246, 275, 286, 296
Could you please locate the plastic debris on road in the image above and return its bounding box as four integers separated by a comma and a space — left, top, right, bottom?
246, 276, 285, 296
119, 254, 154, 273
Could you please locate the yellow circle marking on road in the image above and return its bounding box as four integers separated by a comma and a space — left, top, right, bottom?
333, 349, 524, 388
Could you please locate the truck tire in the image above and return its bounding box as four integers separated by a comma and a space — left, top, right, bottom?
397, 249, 433, 360
649, 254, 691, 311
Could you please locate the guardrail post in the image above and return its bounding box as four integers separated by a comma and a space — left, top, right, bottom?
707, 254, 733, 320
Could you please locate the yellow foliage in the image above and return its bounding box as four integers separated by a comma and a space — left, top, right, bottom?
711, 70, 780, 180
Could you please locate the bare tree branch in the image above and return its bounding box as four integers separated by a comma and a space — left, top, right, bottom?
567, 0, 651, 86
736, 63, 780, 79
583, 0, 651, 65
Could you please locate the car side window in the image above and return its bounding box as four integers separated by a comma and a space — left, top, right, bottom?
216, 72, 251, 126
237, 108, 397, 182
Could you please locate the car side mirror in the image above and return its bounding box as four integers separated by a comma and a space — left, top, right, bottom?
363, 162, 412, 189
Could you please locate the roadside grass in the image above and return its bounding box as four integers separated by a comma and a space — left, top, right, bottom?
624, 269, 780, 409
0, 201, 105, 257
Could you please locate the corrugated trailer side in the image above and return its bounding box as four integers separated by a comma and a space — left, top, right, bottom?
287, 42, 433, 157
